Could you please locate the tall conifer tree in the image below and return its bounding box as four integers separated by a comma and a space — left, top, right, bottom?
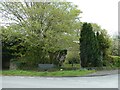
80, 23, 102, 67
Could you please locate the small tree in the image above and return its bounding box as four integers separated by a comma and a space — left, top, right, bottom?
96, 31, 111, 66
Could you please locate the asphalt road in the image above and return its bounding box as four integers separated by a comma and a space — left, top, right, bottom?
1, 74, 118, 88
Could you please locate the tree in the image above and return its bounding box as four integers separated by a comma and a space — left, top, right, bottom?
97, 31, 111, 61
65, 42, 80, 68
80, 23, 102, 67
1, 25, 27, 69
111, 35, 119, 56
92, 23, 111, 66
1, 2, 82, 67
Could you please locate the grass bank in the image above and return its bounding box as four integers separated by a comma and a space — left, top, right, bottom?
1, 70, 95, 77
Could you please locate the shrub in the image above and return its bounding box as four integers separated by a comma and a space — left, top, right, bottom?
65, 50, 80, 65
107, 55, 120, 67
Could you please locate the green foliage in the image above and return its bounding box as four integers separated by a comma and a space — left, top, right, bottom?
65, 43, 80, 65
66, 51, 80, 64
96, 33, 108, 66
79, 23, 111, 68
110, 35, 119, 56
80, 24, 119, 67
92, 23, 112, 60
1, 25, 26, 58
80, 23, 102, 67
107, 55, 120, 67
1, 2, 81, 51
1, 2, 82, 68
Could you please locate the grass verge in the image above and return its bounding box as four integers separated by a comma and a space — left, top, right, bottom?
1, 70, 95, 77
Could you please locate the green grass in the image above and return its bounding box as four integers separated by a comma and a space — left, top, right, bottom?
1, 70, 95, 77
62, 64, 80, 69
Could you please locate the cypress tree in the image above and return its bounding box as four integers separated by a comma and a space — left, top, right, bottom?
80, 23, 88, 67
96, 31, 108, 66
80, 23, 102, 68
92, 32, 102, 67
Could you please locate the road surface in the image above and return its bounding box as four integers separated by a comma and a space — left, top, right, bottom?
0, 74, 118, 88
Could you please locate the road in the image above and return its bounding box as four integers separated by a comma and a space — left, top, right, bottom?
0, 74, 118, 88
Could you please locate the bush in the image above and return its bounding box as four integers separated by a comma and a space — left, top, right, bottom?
65, 50, 80, 65
107, 55, 120, 67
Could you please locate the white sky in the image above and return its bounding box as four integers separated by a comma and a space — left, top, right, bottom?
68, 0, 119, 36
0, 0, 119, 36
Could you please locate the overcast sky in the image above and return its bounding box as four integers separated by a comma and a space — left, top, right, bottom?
68, 0, 119, 36
0, 0, 119, 36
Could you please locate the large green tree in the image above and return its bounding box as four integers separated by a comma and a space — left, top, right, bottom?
1, 2, 81, 67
